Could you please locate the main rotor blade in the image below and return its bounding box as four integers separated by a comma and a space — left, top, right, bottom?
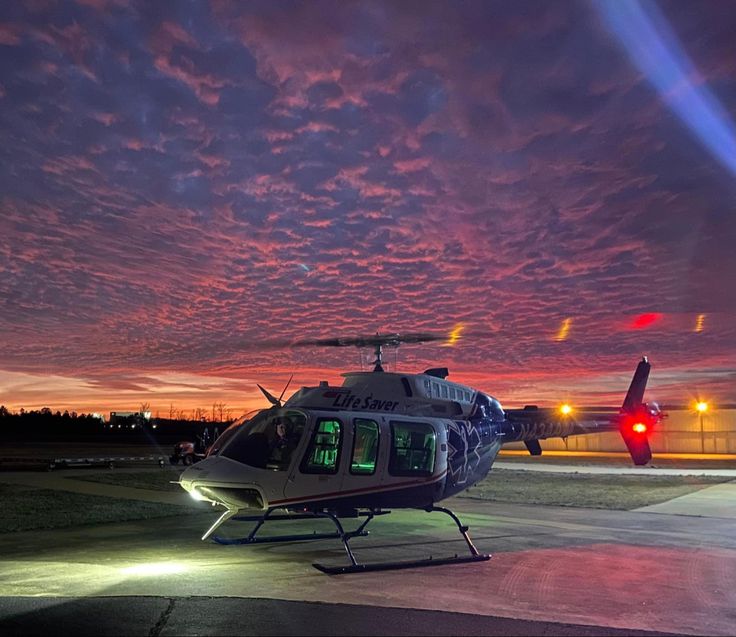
278, 373, 294, 402
293, 332, 447, 348
257, 384, 281, 406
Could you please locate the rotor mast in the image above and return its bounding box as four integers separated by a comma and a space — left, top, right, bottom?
372, 341, 385, 372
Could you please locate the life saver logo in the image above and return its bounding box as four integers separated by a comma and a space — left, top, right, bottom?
324, 390, 399, 411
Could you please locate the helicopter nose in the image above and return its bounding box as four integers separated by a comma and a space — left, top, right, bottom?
178, 456, 224, 501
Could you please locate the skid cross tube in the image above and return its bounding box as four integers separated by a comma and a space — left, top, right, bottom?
312, 505, 491, 575
211, 507, 372, 546
312, 510, 376, 567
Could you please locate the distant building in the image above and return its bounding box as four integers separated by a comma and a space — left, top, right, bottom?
109, 411, 152, 427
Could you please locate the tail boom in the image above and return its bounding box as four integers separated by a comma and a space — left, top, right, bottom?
501, 357, 661, 465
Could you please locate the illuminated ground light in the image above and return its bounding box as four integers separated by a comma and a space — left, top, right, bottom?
120, 563, 188, 576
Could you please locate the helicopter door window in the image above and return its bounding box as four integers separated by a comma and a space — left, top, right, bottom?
350, 419, 379, 475
266, 414, 306, 471
388, 422, 436, 477
301, 418, 342, 474
432, 383, 440, 398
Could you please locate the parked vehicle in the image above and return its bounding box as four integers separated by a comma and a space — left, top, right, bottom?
170, 440, 206, 465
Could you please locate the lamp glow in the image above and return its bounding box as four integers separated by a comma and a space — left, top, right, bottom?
442, 323, 465, 347
696, 401, 708, 413
632, 422, 647, 434
120, 562, 187, 576
560, 404, 573, 416
555, 318, 571, 342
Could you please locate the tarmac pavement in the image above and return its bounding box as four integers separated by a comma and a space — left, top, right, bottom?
2, 461, 736, 635
634, 482, 736, 518
0, 596, 679, 636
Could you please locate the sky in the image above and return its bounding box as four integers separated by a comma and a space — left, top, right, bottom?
1, 0, 735, 416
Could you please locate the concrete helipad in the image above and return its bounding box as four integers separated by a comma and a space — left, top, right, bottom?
1, 488, 735, 636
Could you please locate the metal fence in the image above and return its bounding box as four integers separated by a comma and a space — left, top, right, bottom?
506, 408, 736, 454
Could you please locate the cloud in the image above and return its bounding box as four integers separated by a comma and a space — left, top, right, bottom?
0, 0, 734, 413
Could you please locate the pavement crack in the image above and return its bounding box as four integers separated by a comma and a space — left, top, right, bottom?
149, 597, 176, 637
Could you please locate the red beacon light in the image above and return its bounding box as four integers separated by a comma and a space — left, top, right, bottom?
631, 422, 647, 434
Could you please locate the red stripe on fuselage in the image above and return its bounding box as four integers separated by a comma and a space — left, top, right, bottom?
268, 469, 448, 507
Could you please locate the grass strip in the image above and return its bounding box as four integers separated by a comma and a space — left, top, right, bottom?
0, 483, 194, 533
70, 470, 183, 492
459, 468, 730, 510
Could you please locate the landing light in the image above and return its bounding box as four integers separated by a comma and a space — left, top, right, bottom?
560, 404, 573, 416
632, 422, 647, 434
189, 488, 206, 501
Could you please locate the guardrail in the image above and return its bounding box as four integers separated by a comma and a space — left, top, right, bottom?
0, 456, 167, 471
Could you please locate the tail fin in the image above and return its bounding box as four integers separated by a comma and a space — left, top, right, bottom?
620, 356, 654, 466
621, 356, 650, 412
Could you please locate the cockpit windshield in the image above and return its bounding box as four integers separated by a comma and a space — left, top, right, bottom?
206, 410, 260, 457
220, 409, 307, 471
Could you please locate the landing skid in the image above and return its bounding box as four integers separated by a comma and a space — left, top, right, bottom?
207, 504, 490, 574
312, 505, 490, 575
211, 507, 376, 546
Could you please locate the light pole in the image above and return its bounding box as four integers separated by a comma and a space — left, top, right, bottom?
696, 401, 708, 454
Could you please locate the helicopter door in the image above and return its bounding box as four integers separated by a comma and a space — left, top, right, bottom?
284, 416, 345, 503
339, 417, 384, 496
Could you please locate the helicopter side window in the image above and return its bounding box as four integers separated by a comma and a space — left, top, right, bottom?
301, 418, 342, 474
350, 419, 379, 475
388, 422, 436, 477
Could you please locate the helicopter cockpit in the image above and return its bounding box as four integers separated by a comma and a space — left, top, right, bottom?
211, 409, 307, 471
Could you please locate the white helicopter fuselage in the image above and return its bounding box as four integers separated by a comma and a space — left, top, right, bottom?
177, 339, 658, 572
180, 357, 658, 517
180, 370, 505, 514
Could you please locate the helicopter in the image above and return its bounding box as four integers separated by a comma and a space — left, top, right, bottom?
178, 332, 663, 574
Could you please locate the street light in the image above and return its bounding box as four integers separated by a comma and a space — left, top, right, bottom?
696, 401, 708, 453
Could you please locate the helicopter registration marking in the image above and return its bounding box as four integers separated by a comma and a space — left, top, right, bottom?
326, 391, 399, 411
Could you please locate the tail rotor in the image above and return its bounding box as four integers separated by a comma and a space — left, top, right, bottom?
619, 357, 663, 465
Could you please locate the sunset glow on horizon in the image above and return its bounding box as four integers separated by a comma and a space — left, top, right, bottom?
1, 1, 735, 417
